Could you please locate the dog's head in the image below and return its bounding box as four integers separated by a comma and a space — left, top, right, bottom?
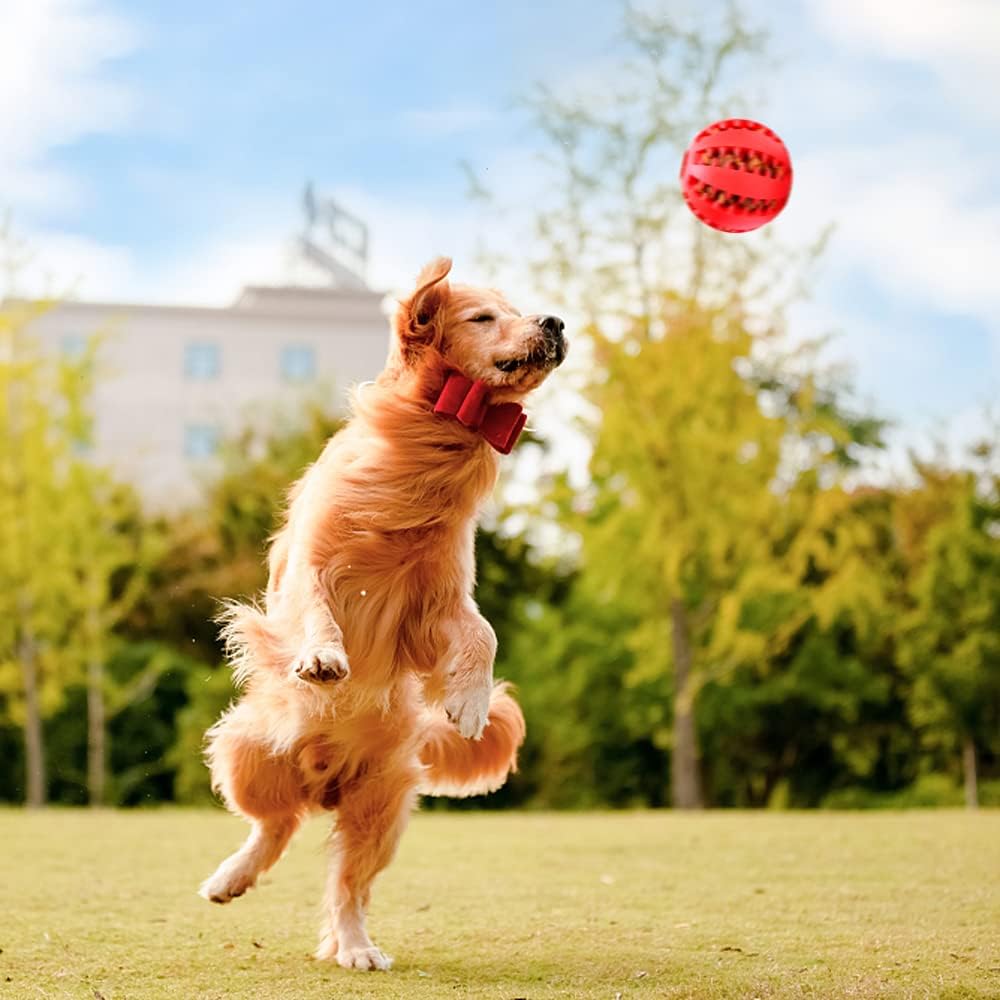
393, 257, 567, 400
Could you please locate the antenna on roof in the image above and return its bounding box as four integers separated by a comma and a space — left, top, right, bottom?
297, 182, 369, 290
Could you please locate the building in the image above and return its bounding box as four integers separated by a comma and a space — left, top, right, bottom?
26, 281, 390, 506
19, 193, 393, 507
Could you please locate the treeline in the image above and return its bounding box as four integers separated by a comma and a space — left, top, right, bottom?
497, 302, 1000, 810
1, 294, 997, 811
2, 3, 997, 810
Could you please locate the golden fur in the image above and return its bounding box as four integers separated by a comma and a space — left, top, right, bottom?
199, 257, 565, 971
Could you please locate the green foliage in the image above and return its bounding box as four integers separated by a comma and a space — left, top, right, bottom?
500, 576, 669, 809
470, 1, 900, 809
531, 292, 890, 802
979, 779, 1000, 807
0, 302, 111, 804
2, 329, 997, 809
897, 444, 1000, 794
169, 664, 237, 805
0, 302, 96, 723
822, 774, 966, 810
130, 402, 345, 663
41, 641, 192, 806
2, 1, 997, 813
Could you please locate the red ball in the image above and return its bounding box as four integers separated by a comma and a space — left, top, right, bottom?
679, 119, 793, 233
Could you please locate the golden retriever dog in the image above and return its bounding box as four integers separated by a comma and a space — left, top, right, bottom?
199, 257, 566, 971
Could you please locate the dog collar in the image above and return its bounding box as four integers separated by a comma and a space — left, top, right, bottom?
432, 372, 527, 455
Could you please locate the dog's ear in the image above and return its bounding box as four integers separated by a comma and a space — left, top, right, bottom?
395, 257, 452, 356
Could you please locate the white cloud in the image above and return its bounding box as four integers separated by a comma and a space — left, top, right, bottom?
329, 186, 483, 293
858, 402, 1000, 488
138, 228, 294, 306
11, 229, 137, 300
812, 0, 1000, 116
779, 136, 1000, 362
768, 1, 1000, 464
5, 0, 992, 481
777, 136, 1000, 479
10, 212, 293, 307
328, 146, 556, 299
14, 172, 532, 307
0, 0, 138, 214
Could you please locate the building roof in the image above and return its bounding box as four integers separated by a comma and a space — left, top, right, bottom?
6, 283, 391, 326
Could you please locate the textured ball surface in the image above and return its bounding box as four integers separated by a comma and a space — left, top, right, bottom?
680, 119, 793, 233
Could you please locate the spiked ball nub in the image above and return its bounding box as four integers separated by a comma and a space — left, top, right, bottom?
680, 119, 793, 233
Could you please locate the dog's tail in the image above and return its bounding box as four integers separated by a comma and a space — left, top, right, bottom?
217, 600, 292, 686
419, 682, 526, 798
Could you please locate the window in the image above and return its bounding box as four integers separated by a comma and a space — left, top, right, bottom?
281, 345, 316, 382
184, 342, 220, 379
61, 334, 88, 359
184, 424, 219, 459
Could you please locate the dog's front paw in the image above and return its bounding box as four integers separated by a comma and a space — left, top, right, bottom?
337, 945, 393, 971
292, 644, 350, 684
444, 679, 492, 740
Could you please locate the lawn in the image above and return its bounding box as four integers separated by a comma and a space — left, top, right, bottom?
1, 809, 997, 999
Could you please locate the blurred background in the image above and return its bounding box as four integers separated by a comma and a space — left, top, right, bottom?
1, 0, 997, 811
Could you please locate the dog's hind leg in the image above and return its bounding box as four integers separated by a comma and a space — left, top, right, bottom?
199, 813, 299, 903
200, 725, 305, 903
315, 760, 421, 970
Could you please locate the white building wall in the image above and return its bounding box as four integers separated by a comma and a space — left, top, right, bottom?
25, 285, 392, 507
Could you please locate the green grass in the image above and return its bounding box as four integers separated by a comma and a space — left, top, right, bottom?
1, 809, 998, 999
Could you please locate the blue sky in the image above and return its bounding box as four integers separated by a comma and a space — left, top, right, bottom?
3, 0, 999, 468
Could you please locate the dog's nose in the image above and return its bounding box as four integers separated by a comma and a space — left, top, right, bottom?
536, 314, 567, 366
539, 315, 565, 337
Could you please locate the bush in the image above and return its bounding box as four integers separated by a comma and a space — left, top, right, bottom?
977, 779, 1000, 807
822, 773, 965, 809
168, 665, 237, 805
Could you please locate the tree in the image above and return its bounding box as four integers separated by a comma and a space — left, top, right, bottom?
590, 304, 787, 807
0, 302, 95, 806
899, 441, 1000, 808
62, 467, 162, 806
469, 2, 843, 806
573, 299, 883, 806
475, 1, 825, 334
701, 484, 903, 806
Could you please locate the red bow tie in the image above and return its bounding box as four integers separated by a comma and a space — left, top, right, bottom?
433, 372, 527, 455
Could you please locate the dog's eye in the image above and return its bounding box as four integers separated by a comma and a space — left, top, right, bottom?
470, 314, 495, 323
